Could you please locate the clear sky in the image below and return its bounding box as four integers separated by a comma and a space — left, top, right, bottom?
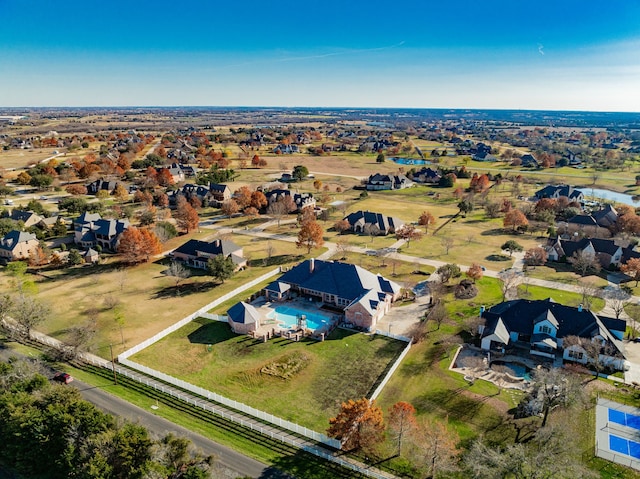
1, 0, 640, 111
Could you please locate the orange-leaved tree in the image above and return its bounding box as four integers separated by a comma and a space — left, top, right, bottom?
622, 257, 640, 286
297, 218, 324, 253
174, 196, 199, 233
418, 211, 435, 233
327, 398, 385, 452
466, 263, 484, 282
503, 209, 528, 232
388, 401, 417, 456
117, 227, 162, 264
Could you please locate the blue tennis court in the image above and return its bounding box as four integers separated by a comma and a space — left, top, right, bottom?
610, 435, 640, 459
609, 408, 640, 431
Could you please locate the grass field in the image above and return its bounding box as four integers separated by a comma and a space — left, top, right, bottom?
0, 147, 61, 169
517, 283, 606, 312
131, 322, 407, 432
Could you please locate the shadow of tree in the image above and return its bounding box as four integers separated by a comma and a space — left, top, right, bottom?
152, 281, 218, 299
187, 319, 236, 345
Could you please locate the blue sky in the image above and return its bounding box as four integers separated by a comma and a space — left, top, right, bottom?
1, 0, 639, 111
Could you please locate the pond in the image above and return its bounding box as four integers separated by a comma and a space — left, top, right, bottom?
389, 157, 431, 166
579, 187, 640, 207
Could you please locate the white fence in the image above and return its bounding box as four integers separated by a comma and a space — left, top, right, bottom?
370, 332, 412, 401
119, 268, 280, 360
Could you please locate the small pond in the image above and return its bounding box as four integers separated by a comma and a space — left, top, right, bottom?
389, 157, 431, 166
579, 188, 640, 207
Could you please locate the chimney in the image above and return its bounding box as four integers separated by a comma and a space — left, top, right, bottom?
309, 258, 315, 274
578, 303, 583, 312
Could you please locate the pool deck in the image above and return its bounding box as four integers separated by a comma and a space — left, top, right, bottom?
250, 297, 341, 337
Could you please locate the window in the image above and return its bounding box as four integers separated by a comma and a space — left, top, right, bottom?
540, 325, 552, 335
568, 349, 584, 360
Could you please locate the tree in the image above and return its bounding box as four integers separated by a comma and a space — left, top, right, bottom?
621, 257, 640, 286
410, 419, 460, 479
52, 217, 68, 237
387, 402, 417, 456
29, 174, 54, 190
244, 206, 259, 218
174, 197, 199, 233
499, 269, 520, 301
207, 255, 235, 283
292, 165, 309, 181
484, 201, 501, 218
503, 209, 529, 232
154, 221, 178, 243
313, 179, 323, 191
250, 190, 267, 210
395, 224, 422, 245
251, 154, 261, 167
436, 263, 461, 283
157, 168, 174, 187
297, 219, 324, 253
466, 263, 483, 282
568, 250, 601, 276
605, 287, 630, 320
418, 211, 435, 233
16, 171, 31, 185
327, 398, 385, 452
221, 199, 240, 217
11, 294, 50, 339
376, 153, 385, 163
501, 239, 523, 257
166, 261, 191, 289
333, 219, 351, 234
440, 236, 454, 255
266, 199, 290, 227
457, 199, 473, 216
117, 227, 162, 264
113, 183, 128, 201
234, 186, 253, 210
523, 247, 548, 267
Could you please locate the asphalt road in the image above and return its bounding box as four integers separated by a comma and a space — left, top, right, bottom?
75, 380, 272, 478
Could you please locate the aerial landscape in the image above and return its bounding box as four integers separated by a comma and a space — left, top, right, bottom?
3, 1, 640, 479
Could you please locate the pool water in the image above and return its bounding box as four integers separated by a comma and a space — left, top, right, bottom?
493, 361, 532, 381
389, 157, 431, 165
267, 306, 334, 331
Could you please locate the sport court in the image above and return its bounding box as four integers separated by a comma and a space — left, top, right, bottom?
596, 398, 640, 470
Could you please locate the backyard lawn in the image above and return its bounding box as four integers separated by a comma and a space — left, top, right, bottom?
131, 321, 407, 432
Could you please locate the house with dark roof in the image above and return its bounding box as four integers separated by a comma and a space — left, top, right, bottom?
73, 213, 129, 251
8, 209, 44, 228
86, 179, 121, 196
567, 205, 618, 235
535, 184, 584, 202
169, 183, 231, 206
480, 299, 627, 370
170, 238, 246, 270
520, 154, 539, 168
411, 167, 441, 184
264, 189, 315, 212
343, 210, 404, 236
227, 302, 262, 334
276, 259, 401, 331
0, 230, 39, 262
545, 237, 640, 267
365, 173, 413, 191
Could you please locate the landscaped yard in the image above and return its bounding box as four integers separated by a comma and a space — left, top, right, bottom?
131, 321, 407, 432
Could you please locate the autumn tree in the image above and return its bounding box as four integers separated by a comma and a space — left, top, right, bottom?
313, 179, 323, 191
117, 227, 162, 264
501, 239, 523, 257
251, 154, 261, 167
395, 224, 422, 245
157, 168, 174, 187
388, 402, 417, 456
503, 209, 529, 232
244, 206, 259, 218
418, 211, 435, 233
250, 190, 267, 210
621, 257, 640, 286
66, 184, 88, 196
221, 199, 240, 217
113, 183, 128, 202
466, 263, 483, 282
297, 218, 324, 253
410, 420, 460, 479
234, 186, 253, 210
334, 219, 351, 234
174, 196, 199, 233
327, 398, 385, 452
524, 247, 548, 267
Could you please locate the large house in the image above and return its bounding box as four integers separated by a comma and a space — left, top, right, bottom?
365, 173, 413, 191
342, 210, 404, 236
227, 259, 402, 334
411, 167, 441, 184
480, 299, 627, 371
0, 230, 39, 262
86, 179, 121, 196
535, 184, 584, 202
73, 212, 130, 251
170, 238, 247, 270
567, 204, 618, 232
8, 209, 44, 228
264, 189, 316, 212
169, 183, 231, 206
545, 237, 640, 267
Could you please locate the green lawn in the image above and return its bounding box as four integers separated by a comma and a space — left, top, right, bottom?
517, 284, 606, 312
131, 322, 407, 432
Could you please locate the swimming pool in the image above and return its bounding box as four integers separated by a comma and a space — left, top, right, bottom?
266, 306, 334, 331
389, 157, 431, 165
492, 360, 532, 381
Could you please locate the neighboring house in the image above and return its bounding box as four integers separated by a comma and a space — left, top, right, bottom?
365, 173, 413, 191
567, 205, 618, 234
343, 210, 404, 236
171, 238, 247, 270
86, 179, 120, 196
535, 184, 584, 202
479, 298, 627, 370
81, 248, 100, 264
275, 259, 401, 331
73, 212, 130, 251
169, 183, 231, 206
520, 154, 539, 168
162, 165, 185, 183
264, 189, 316, 212
169, 162, 197, 178
0, 230, 39, 261
411, 167, 441, 184
9, 209, 44, 228
273, 144, 299, 154
472, 150, 498, 162
545, 237, 640, 267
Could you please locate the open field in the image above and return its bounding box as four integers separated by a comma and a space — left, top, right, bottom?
132, 321, 407, 432
0, 148, 62, 169
517, 283, 606, 311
